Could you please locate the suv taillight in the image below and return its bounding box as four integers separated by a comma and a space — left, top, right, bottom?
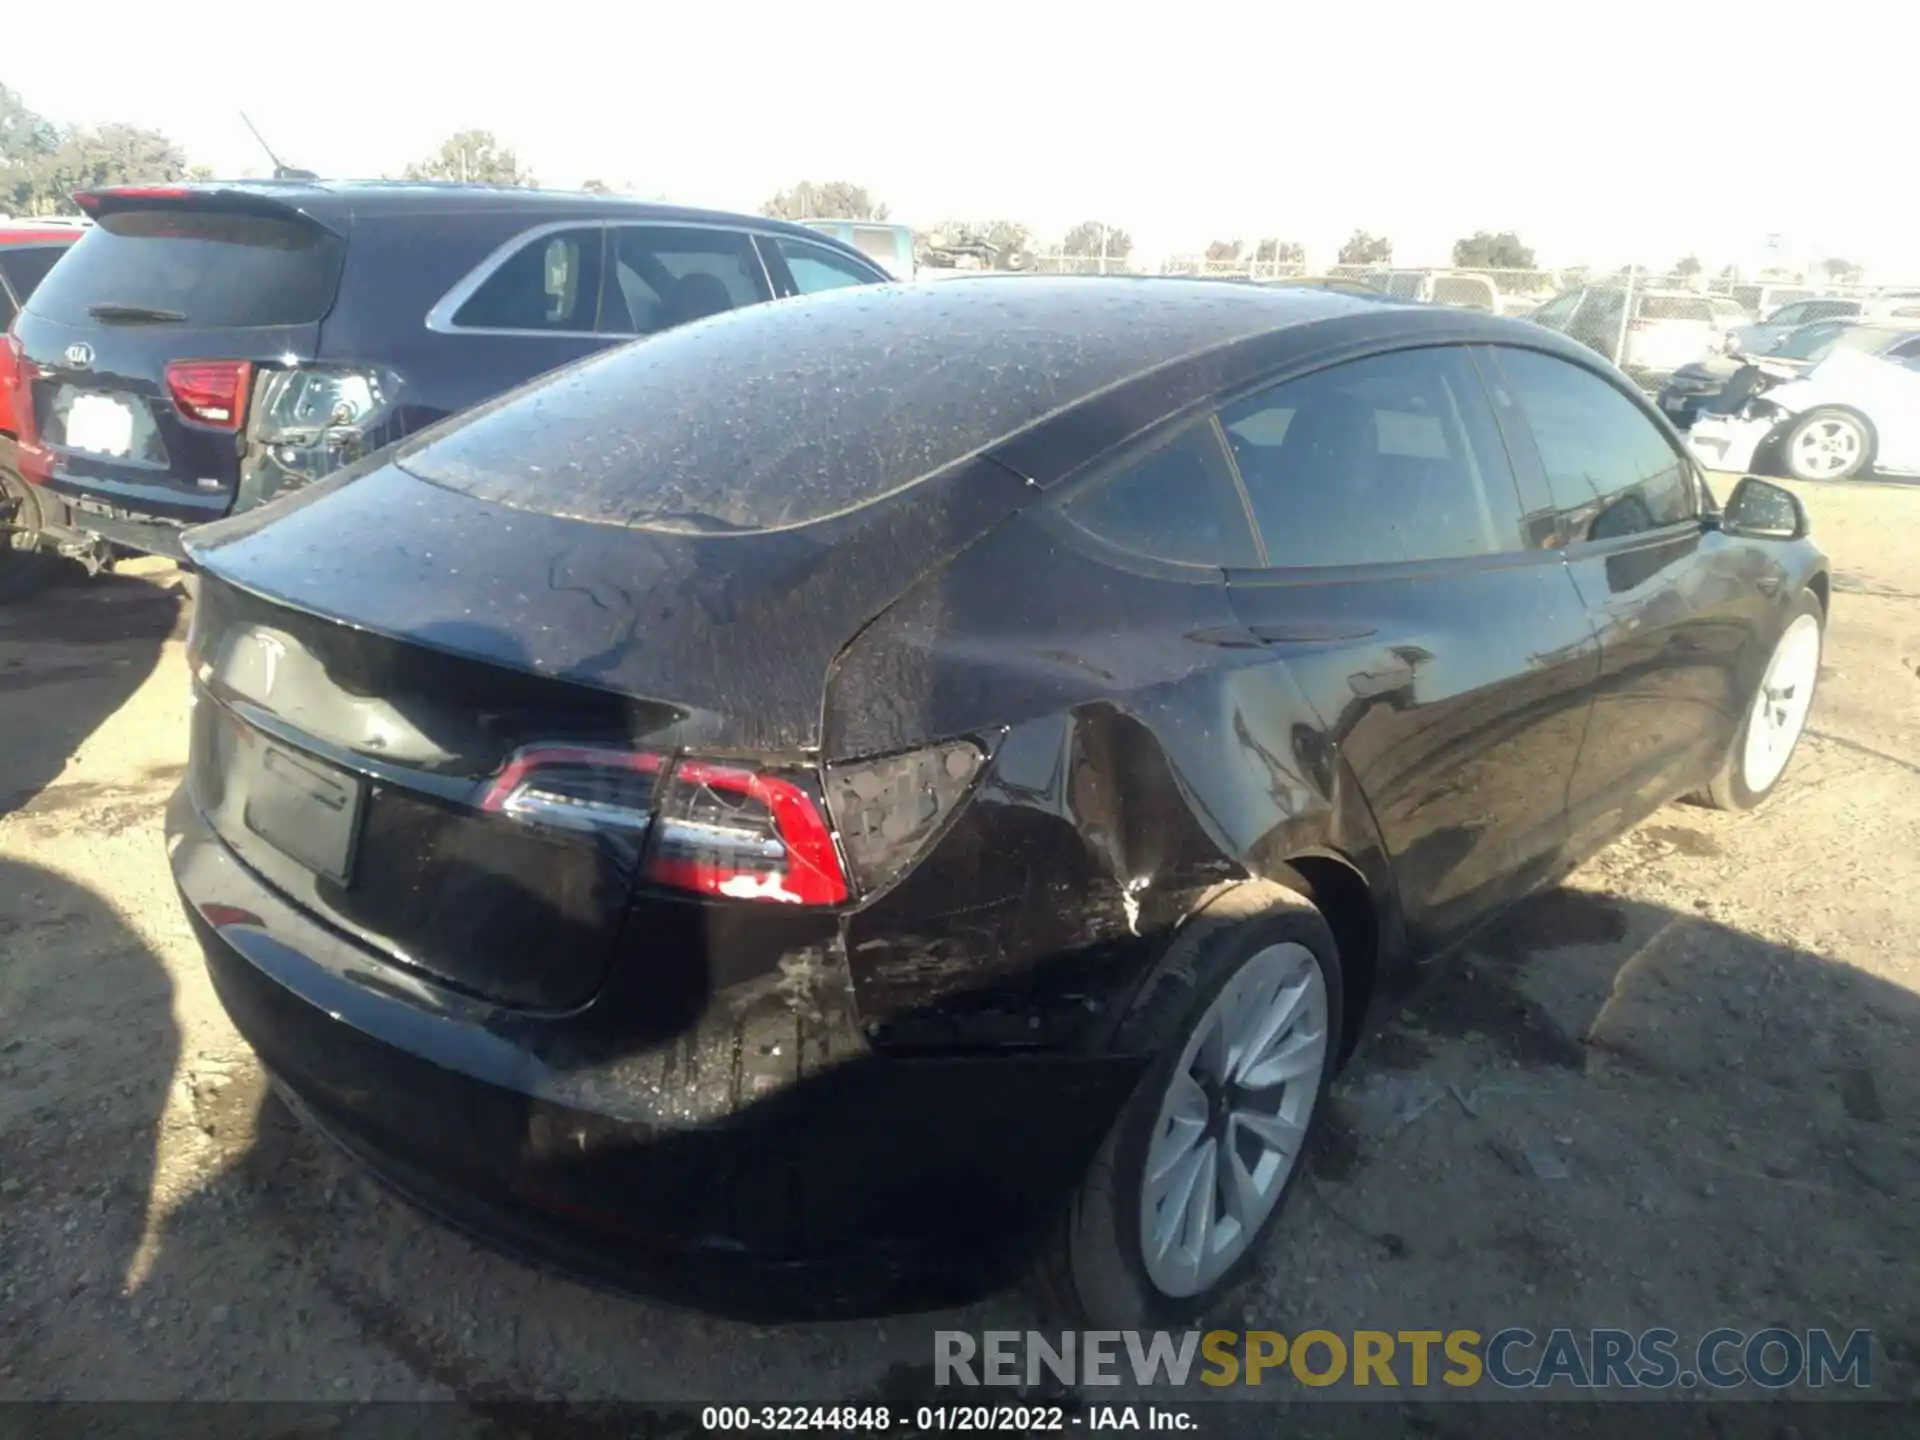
166, 359, 253, 429
5, 331, 51, 483
479, 747, 850, 907
245, 363, 400, 492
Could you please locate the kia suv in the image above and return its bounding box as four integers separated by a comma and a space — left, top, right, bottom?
5, 183, 890, 568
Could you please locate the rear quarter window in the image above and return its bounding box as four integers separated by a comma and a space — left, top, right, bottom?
24, 210, 346, 328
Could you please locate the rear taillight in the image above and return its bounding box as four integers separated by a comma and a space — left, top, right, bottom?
478, 745, 662, 833
648, 759, 847, 905
479, 747, 851, 907
5, 332, 51, 483
244, 363, 400, 493
166, 359, 253, 429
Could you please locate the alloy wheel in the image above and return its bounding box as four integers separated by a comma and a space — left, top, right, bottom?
1138, 941, 1328, 1298
1742, 612, 1822, 794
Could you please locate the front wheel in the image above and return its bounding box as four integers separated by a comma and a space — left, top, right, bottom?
1782, 408, 1872, 482
1042, 883, 1342, 1327
1698, 591, 1825, 811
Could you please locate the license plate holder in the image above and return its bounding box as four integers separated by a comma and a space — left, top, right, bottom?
63, 393, 137, 458
241, 740, 364, 883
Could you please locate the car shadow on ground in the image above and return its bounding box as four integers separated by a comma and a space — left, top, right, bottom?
5, 827, 1919, 1418
0, 564, 185, 818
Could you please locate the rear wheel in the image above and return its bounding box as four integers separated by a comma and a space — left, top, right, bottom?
1698, 590, 1825, 811
1042, 883, 1341, 1326
1782, 408, 1872, 482
0, 466, 61, 603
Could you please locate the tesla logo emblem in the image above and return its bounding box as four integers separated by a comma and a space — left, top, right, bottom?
63, 342, 94, 369
251, 632, 286, 696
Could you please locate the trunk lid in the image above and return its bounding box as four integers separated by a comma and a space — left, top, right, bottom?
12, 191, 345, 525
180, 454, 1027, 1008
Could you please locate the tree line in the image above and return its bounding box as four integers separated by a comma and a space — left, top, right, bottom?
0, 103, 1874, 287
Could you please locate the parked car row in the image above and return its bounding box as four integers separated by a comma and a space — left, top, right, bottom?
4, 186, 1837, 1326
1, 182, 893, 591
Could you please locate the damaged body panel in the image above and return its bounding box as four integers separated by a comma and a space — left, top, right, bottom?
169, 278, 1830, 1317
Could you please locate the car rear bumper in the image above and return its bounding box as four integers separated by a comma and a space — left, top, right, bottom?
166, 788, 1140, 1318
1686, 413, 1774, 475
39, 498, 190, 560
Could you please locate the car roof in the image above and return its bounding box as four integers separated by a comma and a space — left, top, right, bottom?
396, 275, 1546, 534
78, 179, 836, 242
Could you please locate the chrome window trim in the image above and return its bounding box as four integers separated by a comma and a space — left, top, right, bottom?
423, 218, 798, 338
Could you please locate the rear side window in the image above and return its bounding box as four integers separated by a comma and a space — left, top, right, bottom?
1218, 346, 1524, 567
25, 211, 344, 327
451, 226, 604, 332
770, 237, 880, 295
0, 245, 69, 302
1059, 420, 1252, 566
601, 226, 769, 336
1493, 348, 1697, 542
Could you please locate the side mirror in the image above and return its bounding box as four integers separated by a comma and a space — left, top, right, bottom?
1721, 475, 1809, 540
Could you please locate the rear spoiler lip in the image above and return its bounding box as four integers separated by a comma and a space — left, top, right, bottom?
69, 185, 346, 239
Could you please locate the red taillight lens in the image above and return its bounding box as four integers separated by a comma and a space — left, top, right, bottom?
73, 186, 191, 212
478, 747, 850, 907
5, 331, 51, 483
647, 759, 847, 906
166, 359, 253, 429
478, 745, 662, 833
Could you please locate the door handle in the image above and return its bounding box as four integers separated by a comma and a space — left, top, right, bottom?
1756, 574, 1782, 596
1348, 661, 1417, 697
1247, 621, 1380, 644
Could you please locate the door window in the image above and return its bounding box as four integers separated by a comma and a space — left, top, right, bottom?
1058, 419, 1256, 567
600, 226, 771, 336
1492, 347, 1698, 543
1217, 346, 1525, 568
451, 227, 604, 332
768, 236, 883, 295
1529, 291, 1581, 329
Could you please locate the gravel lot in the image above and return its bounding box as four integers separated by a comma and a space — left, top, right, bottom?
1, 476, 1916, 1414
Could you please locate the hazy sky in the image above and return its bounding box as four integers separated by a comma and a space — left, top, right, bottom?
12, 1, 1915, 275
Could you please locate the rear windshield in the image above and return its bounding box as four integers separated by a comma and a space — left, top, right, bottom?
1636, 296, 1711, 321
25, 209, 345, 328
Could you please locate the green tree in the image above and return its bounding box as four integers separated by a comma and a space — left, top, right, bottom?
580, 178, 613, 195
1205, 238, 1244, 264
1820, 256, 1862, 283
403, 130, 535, 186
759, 180, 888, 221
1338, 229, 1393, 265
1674, 253, 1703, 280
1255, 238, 1305, 264
1451, 230, 1535, 269
1059, 220, 1132, 263
0, 97, 187, 217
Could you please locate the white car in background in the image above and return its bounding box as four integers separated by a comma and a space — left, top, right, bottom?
1527, 287, 1749, 382
1687, 325, 1920, 481
1723, 294, 1920, 355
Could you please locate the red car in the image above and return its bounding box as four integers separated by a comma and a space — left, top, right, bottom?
1, 220, 84, 599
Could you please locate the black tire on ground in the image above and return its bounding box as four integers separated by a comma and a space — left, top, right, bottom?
1037, 881, 1343, 1328
1694, 588, 1826, 812
1780, 407, 1874, 483
0, 466, 62, 604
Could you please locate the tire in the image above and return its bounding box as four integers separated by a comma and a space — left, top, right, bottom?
1781, 408, 1873, 482
0, 466, 61, 604
1697, 589, 1825, 812
1040, 882, 1343, 1327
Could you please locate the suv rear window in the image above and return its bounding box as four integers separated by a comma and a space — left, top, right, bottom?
24, 209, 345, 328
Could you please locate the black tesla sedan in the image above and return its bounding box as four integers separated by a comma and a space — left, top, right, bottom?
169, 278, 1828, 1325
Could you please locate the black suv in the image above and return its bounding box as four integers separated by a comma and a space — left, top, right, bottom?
6, 183, 891, 565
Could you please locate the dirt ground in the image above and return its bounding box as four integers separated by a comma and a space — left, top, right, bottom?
1, 476, 1917, 1413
